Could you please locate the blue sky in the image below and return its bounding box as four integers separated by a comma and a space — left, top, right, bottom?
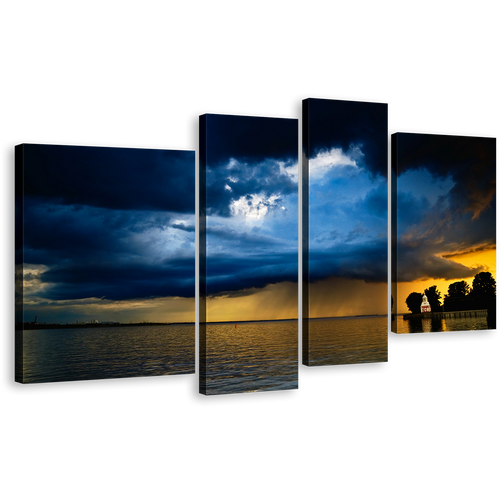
305, 99, 388, 307
203, 114, 298, 319
203, 100, 388, 320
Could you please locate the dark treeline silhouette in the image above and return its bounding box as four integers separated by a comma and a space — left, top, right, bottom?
405, 272, 496, 328
444, 272, 496, 313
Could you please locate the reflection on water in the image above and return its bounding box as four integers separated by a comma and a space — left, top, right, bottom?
18, 325, 195, 384
202, 320, 298, 395
393, 315, 489, 334
206, 316, 388, 394
307, 316, 388, 366
23, 314, 487, 386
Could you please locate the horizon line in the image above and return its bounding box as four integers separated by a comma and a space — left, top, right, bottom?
20, 314, 389, 327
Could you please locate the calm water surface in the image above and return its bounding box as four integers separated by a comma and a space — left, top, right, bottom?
26, 316, 483, 385
202, 320, 298, 395
307, 316, 388, 366
393, 315, 489, 334
17, 324, 194, 383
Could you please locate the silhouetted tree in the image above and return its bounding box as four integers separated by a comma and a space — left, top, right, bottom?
405, 292, 422, 314
425, 285, 442, 311
446, 281, 470, 298
470, 272, 496, 300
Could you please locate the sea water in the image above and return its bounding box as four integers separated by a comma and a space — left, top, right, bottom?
18, 317, 392, 387
17, 324, 195, 383
393, 315, 489, 334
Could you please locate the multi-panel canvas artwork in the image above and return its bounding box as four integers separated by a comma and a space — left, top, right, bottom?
14, 105, 495, 390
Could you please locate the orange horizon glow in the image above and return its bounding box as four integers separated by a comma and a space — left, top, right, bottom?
395, 247, 496, 314
28, 246, 495, 322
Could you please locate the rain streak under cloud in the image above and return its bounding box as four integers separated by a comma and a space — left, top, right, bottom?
17, 100, 394, 321
301, 99, 388, 320
202, 103, 390, 321
21, 103, 498, 321
305, 99, 388, 289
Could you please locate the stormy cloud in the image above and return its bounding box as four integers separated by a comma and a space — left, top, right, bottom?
394, 133, 496, 220
22, 144, 195, 212
207, 251, 299, 296
204, 113, 298, 218
205, 114, 298, 167
305, 98, 388, 179
203, 114, 299, 300
309, 239, 388, 283
394, 133, 496, 282
41, 258, 195, 300
304, 98, 388, 286
18, 145, 195, 307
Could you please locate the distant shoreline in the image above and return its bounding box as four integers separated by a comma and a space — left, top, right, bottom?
14, 314, 387, 331
14, 322, 180, 330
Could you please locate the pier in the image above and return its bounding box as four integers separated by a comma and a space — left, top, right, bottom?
403, 309, 488, 320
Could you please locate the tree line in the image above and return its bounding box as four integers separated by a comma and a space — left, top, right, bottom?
405, 271, 496, 314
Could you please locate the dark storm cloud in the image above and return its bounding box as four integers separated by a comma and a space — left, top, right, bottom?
398, 189, 497, 251
21, 200, 195, 300
309, 239, 387, 283
396, 191, 432, 230
18, 144, 196, 302
363, 183, 388, 217
171, 222, 195, 232
396, 246, 485, 282
345, 223, 369, 243
396, 200, 495, 282
394, 133, 496, 219
207, 225, 284, 247
442, 243, 496, 260
394, 133, 496, 282
204, 114, 298, 166
207, 251, 298, 296
22, 199, 174, 263
202, 114, 299, 296
203, 114, 298, 217
22, 144, 195, 213
305, 98, 388, 178
314, 229, 340, 244
41, 259, 195, 300
394, 134, 495, 175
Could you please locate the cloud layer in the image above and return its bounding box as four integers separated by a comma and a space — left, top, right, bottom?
305, 98, 388, 178
24, 102, 400, 320
23, 145, 195, 212
18, 145, 195, 313
203, 104, 388, 304
394, 133, 496, 282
